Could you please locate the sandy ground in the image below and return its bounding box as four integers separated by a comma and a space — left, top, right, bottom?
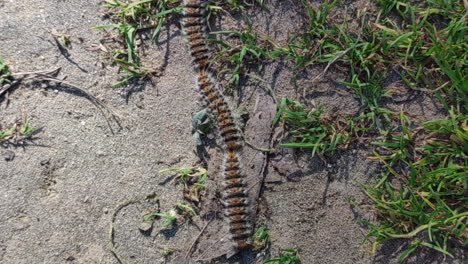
0, 0, 462, 263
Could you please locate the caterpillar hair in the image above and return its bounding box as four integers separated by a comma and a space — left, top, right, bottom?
182, 0, 253, 251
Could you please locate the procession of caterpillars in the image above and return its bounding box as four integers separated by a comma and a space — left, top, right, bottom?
182, 0, 253, 252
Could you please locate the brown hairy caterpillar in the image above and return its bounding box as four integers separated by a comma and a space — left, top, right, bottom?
182, 0, 253, 252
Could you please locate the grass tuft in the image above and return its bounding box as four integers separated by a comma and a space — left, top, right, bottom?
264, 248, 301, 264
272, 1, 467, 261
211, 26, 271, 89
360, 110, 467, 262
0, 57, 13, 86
0, 120, 39, 143
274, 98, 352, 158
94, 0, 182, 86
252, 226, 270, 251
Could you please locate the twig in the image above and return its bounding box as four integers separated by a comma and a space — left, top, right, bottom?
302, 11, 367, 98
302, 44, 355, 98
108, 192, 159, 264
246, 73, 278, 105
10, 67, 61, 77
40, 77, 120, 117
239, 130, 273, 153
194, 231, 232, 262
184, 216, 213, 259
1, 67, 122, 134
14, 127, 45, 142
1, 68, 61, 97
0, 79, 22, 98
244, 138, 273, 153
109, 200, 140, 264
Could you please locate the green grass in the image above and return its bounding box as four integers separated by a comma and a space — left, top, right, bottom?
360, 108, 467, 263
252, 226, 270, 251
93, 0, 182, 86
176, 203, 197, 216
211, 26, 271, 88
264, 248, 301, 264
159, 167, 208, 187
270, 0, 467, 118
95, 0, 266, 87
271, 1, 467, 262
273, 97, 352, 158
159, 167, 208, 203
208, 0, 266, 13
0, 120, 38, 142
145, 210, 178, 227
0, 57, 12, 86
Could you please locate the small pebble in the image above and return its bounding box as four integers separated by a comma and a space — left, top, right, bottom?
139, 221, 153, 233
3, 151, 15, 162
40, 83, 48, 89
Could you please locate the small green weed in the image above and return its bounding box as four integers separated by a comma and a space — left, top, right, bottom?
0, 127, 15, 141
20, 120, 36, 135
145, 209, 178, 227
0, 57, 12, 86
159, 167, 208, 202
51, 31, 72, 50
176, 203, 197, 217
146, 204, 198, 228
161, 247, 174, 257
252, 226, 270, 251
0, 120, 38, 143
264, 248, 301, 264
159, 167, 208, 187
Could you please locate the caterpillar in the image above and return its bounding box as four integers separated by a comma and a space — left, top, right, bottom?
182, 0, 252, 252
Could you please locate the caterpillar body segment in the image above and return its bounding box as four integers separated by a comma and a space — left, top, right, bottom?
182, 0, 252, 252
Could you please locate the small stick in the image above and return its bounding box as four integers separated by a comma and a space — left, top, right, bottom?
184, 216, 213, 259
244, 138, 273, 153
302, 44, 355, 98
2, 67, 123, 134
109, 200, 140, 264
0, 79, 22, 97
239, 130, 273, 153
194, 231, 232, 262
10, 67, 61, 77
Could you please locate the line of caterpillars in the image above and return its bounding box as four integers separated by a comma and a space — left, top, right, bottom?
182, 0, 252, 251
